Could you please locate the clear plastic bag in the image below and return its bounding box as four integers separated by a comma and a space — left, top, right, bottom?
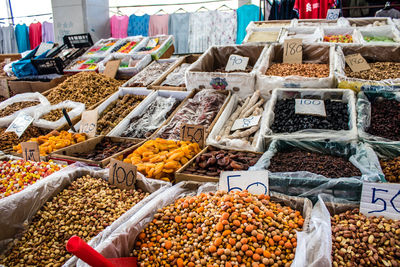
0, 163, 170, 266
161, 63, 191, 86
357, 91, 400, 158
263, 88, 358, 142
155, 89, 228, 140
206, 93, 267, 152
77, 183, 314, 267
255, 44, 335, 97
0, 92, 50, 127
250, 139, 384, 202
33, 100, 85, 129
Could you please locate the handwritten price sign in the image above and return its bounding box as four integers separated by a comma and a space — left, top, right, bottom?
360, 182, 400, 220
180, 124, 205, 148
219, 170, 269, 195
109, 159, 137, 190
231, 115, 261, 131
225, 54, 249, 71
79, 110, 98, 138
283, 38, 303, 64
295, 99, 326, 117
21, 142, 40, 162
5, 112, 34, 138
345, 53, 371, 73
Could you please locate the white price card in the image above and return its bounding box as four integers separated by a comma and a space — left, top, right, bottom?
231, 115, 261, 131
225, 54, 249, 71
326, 9, 340, 20
360, 182, 400, 220
5, 112, 34, 138
295, 99, 326, 117
219, 170, 269, 195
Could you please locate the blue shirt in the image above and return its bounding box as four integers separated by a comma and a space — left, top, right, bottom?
236, 4, 262, 44
15, 24, 30, 53
127, 14, 150, 36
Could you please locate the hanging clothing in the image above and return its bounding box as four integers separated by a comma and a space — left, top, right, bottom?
188, 11, 213, 53
236, 4, 261, 44
29, 22, 42, 49
294, 0, 320, 19
127, 14, 150, 36
42, 21, 54, 42
0, 29, 3, 54
149, 14, 169, 36
168, 13, 190, 54
376, 8, 400, 19
110, 15, 129, 38
210, 10, 237, 46
320, 0, 336, 18
1, 26, 18, 53
15, 23, 30, 53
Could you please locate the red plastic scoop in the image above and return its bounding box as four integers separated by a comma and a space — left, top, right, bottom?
66, 236, 137, 267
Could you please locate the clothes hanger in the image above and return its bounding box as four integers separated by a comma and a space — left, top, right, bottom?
217, 4, 233, 11
135, 9, 145, 15
116, 7, 124, 16
383, 1, 391, 10
155, 9, 167, 15
174, 7, 187, 13
196, 6, 209, 12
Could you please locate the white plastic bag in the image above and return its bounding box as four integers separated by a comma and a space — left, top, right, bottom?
33, 100, 85, 129
0, 92, 50, 127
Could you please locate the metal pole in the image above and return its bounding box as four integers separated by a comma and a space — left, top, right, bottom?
6, 0, 14, 25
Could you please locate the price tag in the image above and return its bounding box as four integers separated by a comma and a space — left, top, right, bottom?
35, 42, 54, 57
79, 110, 98, 138
360, 182, 400, 220
21, 142, 40, 162
231, 115, 261, 131
219, 170, 269, 195
326, 9, 340, 20
283, 38, 302, 64
345, 53, 371, 73
103, 59, 121, 78
5, 112, 34, 138
109, 158, 137, 190
225, 54, 249, 71
180, 124, 205, 148
295, 99, 326, 117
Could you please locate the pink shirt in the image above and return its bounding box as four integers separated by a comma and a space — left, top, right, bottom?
110, 15, 129, 38
29, 22, 42, 49
148, 14, 169, 36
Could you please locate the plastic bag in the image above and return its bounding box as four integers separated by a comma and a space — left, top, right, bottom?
357, 25, 400, 44
0, 163, 170, 259
98, 53, 152, 80
335, 45, 400, 92
250, 139, 384, 202
11, 47, 51, 78
161, 63, 191, 86
321, 27, 360, 44
0, 92, 50, 127
186, 44, 269, 99
243, 27, 285, 44
155, 89, 228, 140
77, 183, 313, 267
255, 43, 335, 97
357, 91, 400, 158
33, 100, 85, 129
206, 93, 267, 152
279, 27, 323, 43
263, 88, 358, 142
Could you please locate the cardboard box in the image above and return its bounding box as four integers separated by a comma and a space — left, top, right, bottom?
0, 77, 15, 98
49, 136, 143, 167
149, 54, 201, 91
8, 76, 67, 95
175, 145, 263, 183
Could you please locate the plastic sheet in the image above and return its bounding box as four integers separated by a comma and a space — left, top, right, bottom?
263, 88, 358, 142
0, 163, 170, 264
346, 17, 392, 28
0, 92, 50, 127
255, 44, 335, 97
155, 89, 228, 140
357, 91, 400, 158
292, 18, 350, 27
33, 100, 85, 129
335, 45, 400, 92
250, 139, 384, 202
98, 53, 152, 80
206, 93, 268, 152
161, 63, 191, 86
186, 45, 269, 99
246, 20, 293, 32
243, 28, 285, 44
279, 27, 323, 43
77, 183, 314, 267
357, 25, 400, 45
